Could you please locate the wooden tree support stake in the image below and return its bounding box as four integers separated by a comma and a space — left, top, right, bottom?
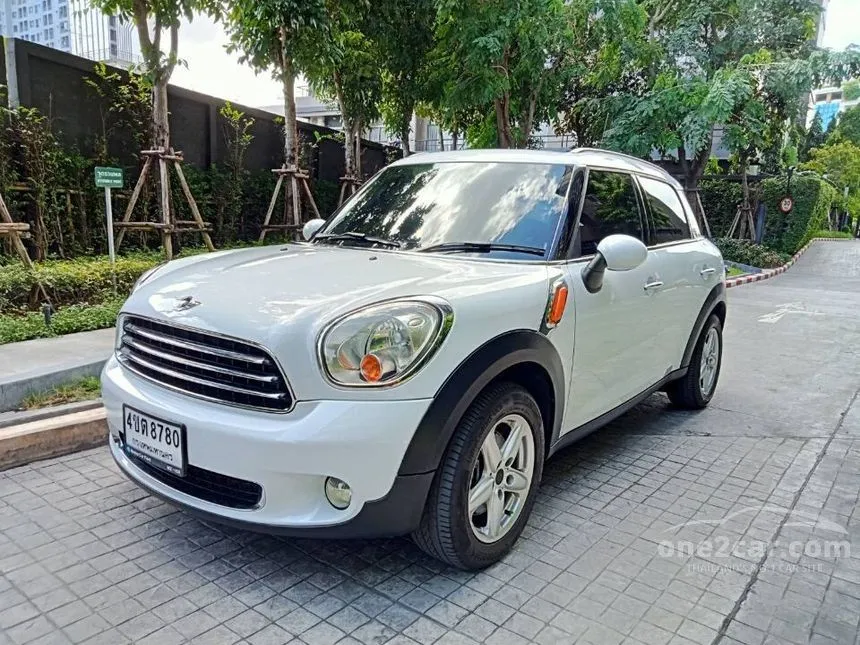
338, 175, 363, 207
113, 148, 216, 260
0, 190, 50, 302
259, 165, 321, 243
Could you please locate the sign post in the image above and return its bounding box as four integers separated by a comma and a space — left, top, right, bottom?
95, 167, 124, 293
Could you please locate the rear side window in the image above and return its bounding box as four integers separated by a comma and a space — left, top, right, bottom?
639, 176, 690, 244
576, 170, 643, 257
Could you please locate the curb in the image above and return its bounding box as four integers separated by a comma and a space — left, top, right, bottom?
725, 237, 855, 289
0, 359, 107, 413
0, 407, 107, 471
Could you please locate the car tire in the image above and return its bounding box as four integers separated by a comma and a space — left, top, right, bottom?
667, 314, 723, 409
412, 382, 544, 570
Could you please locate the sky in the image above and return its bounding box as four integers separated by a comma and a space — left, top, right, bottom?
170, 0, 860, 111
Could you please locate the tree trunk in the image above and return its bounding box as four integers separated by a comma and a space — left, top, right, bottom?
678, 135, 713, 236
452, 129, 459, 151
495, 98, 513, 148
439, 124, 445, 150
343, 119, 356, 178
354, 126, 362, 177
281, 54, 298, 166
152, 77, 170, 149
400, 105, 412, 156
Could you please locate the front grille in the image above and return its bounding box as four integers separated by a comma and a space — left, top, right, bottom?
125, 445, 263, 509
118, 316, 293, 412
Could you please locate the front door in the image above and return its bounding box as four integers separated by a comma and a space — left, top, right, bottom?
561, 169, 668, 432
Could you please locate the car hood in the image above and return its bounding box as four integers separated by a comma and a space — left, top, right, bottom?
124, 243, 550, 348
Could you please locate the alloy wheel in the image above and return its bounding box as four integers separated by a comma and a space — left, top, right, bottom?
699, 327, 720, 396
467, 413, 535, 543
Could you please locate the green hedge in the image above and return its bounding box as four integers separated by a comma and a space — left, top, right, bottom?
714, 238, 789, 268
0, 299, 123, 344
0, 254, 161, 313
760, 175, 837, 255
700, 178, 743, 238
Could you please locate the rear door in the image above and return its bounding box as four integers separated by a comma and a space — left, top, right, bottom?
637, 175, 719, 369
560, 169, 668, 432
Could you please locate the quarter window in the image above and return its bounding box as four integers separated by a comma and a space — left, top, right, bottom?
575, 170, 643, 257
639, 176, 690, 244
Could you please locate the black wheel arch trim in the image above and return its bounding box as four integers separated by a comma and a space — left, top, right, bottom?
681, 282, 726, 368
398, 329, 565, 476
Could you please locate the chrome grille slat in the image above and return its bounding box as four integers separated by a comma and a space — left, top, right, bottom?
118, 316, 293, 412
125, 323, 271, 365
121, 336, 280, 384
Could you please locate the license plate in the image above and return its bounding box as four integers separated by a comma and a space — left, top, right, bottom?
122, 405, 186, 477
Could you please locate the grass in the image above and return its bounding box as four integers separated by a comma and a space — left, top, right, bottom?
814, 230, 855, 239
726, 266, 746, 277
20, 376, 101, 410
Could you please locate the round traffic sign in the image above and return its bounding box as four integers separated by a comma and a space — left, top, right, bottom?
779, 196, 794, 213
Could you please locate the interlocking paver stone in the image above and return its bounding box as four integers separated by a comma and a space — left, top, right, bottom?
2, 241, 860, 644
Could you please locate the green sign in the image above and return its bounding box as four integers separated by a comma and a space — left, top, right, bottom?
95, 166, 124, 189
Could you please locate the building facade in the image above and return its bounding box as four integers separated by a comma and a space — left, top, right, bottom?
1, 0, 138, 66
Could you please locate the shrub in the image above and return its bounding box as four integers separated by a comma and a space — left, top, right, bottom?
714, 238, 789, 269
814, 229, 854, 239
0, 298, 123, 344
0, 248, 213, 313
760, 175, 837, 254
700, 178, 743, 237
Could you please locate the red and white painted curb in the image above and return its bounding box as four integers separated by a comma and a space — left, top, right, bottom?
725, 237, 854, 289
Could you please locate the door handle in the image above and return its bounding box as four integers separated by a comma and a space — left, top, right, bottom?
700, 267, 716, 277
643, 281, 664, 291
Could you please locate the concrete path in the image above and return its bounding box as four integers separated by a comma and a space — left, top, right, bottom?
1, 241, 859, 645
0, 328, 115, 411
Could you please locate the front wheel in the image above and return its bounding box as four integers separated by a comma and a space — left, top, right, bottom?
412, 382, 544, 570
667, 314, 723, 409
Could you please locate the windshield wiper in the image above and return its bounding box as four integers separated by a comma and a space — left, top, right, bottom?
418, 242, 546, 257
314, 231, 402, 249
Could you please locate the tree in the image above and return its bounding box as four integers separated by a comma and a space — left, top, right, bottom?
827, 104, 860, 147
306, 0, 383, 182
222, 0, 326, 167
602, 0, 830, 215
370, 0, 435, 156
843, 79, 860, 102
803, 141, 860, 197
801, 111, 827, 161
431, 0, 574, 148
92, 0, 219, 151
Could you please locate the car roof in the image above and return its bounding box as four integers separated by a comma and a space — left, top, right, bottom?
393, 147, 682, 189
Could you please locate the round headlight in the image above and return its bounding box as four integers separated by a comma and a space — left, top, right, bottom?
319, 299, 452, 387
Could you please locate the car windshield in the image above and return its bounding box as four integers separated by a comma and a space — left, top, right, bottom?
315, 161, 573, 259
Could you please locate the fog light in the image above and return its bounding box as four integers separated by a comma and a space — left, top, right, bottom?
325, 477, 352, 509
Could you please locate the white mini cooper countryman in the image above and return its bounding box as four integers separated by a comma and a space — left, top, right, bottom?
103, 148, 726, 569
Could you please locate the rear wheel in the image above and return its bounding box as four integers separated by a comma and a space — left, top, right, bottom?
667, 314, 722, 409
412, 382, 544, 570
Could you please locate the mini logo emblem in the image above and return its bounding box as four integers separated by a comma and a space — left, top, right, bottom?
174, 295, 200, 311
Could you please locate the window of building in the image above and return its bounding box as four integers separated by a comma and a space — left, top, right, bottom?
324, 115, 343, 129
639, 176, 690, 244
575, 170, 644, 257
60, 35, 69, 47
58, 5, 66, 17
110, 44, 118, 57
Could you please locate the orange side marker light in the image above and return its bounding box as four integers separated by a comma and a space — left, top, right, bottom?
547, 284, 568, 327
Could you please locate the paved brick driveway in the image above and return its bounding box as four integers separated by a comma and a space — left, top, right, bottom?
2, 241, 859, 645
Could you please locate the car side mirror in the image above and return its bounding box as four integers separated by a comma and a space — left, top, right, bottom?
302, 218, 326, 241
581, 234, 648, 294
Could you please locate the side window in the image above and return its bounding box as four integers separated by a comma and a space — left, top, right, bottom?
639, 176, 691, 244
575, 170, 643, 257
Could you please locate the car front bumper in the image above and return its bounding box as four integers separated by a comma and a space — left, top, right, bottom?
102, 355, 435, 537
